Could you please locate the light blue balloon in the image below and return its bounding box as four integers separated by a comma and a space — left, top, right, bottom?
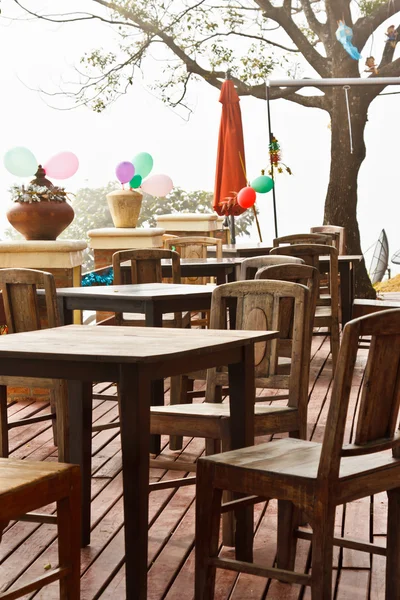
4, 147, 37, 177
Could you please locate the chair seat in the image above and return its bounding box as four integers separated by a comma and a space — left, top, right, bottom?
151, 403, 299, 438
315, 305, 332, 319
204, 437, 400, 486
121, 310, 191, 328
0, 457, 76, 518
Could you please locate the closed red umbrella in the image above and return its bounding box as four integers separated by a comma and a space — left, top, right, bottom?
213, 78, 247, 225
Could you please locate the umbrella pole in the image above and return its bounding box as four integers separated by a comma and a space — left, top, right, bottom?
266, 83, 279, 238
229, 215, 236, 244
252, 206, 263, 242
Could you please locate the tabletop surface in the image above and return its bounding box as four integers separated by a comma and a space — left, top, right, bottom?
55, 282, 213, 299
0, 325, 278, 364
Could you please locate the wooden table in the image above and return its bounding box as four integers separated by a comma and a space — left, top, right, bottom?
0, 325, 278, 599
54, 283, 213, 454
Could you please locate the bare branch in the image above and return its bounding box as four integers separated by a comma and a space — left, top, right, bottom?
300, 0, 327, 41
255, 0, 330, 76
193, 30, 299, 53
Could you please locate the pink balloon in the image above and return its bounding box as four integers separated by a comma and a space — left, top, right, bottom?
141, 174, 173, 197
44, 152, 79, 180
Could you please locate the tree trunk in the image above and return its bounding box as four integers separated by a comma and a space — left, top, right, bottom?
324, 88, 376, 298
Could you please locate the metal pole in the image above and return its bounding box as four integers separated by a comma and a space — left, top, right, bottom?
267, 76, 400, 87
266, 82, 279, 238
229, 214, 236, 244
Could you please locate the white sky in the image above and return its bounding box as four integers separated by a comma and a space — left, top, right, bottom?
1, 0, 399, 273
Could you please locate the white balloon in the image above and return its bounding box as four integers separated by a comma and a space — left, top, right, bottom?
141, 174, 173, 197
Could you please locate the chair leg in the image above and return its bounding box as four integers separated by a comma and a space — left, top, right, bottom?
57, 471, 81, 599
0, 385, 8, 458
277, 500, 298, 571
220, 434, 235, 547
386, 488, 400, 599
195, 461, 222, 600
330, 320, 340, 375
169, 376, 184, 451
0, 520, 9, 543
310, 506, 335, 599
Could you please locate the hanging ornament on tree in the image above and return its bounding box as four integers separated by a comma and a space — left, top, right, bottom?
335, 21, 362, 60
268, 135, 292, 176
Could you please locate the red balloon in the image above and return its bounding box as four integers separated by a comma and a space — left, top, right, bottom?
237, 186, 256, 208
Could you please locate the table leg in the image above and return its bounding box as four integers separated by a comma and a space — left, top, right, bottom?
145, 303, 163, 455
228, 344, 255, 562
59, 298, 73, 326
68, 380, 93, 547
339, 262, 351, 328
119, 364, 151, 600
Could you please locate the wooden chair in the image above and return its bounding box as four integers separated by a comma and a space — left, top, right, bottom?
239, 255, 303, 280
273, 233, 333, 247
111, 248, 190, 328
163, 235, 223, 284
151, 279, 311, 544
255, 263, 320, 370
311, 225, 346, 255
195, 309, 400, 600
0, 268, 68, 461
0, 458, 80, 598
270, 244, 340, 374
164, 236, 222, 327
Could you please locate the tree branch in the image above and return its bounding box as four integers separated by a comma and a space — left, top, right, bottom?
194, 30, 299, 53
299, 0, 327, 41
354, 0, 400, 51
255, 0, 330, 76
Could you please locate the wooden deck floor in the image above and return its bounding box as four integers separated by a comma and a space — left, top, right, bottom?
0, 334, 388, 599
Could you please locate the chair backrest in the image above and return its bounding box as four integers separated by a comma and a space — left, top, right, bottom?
239, 255, 304, 281
311, 225, 346, 255
163, 236, 223, 260
318, 309, 400, 481
0, 268, 59, 333
206, 280, 310, 414
273, 233, 332, 248
270, 243, 339, 315
255, 264, 320, 366
112, 248, 181, 285
164, 236, 222, 284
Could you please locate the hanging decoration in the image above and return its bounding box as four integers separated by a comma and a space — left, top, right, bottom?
386, 25, 398, 48
335, 21, 362, 60
268, 135, 292, 176
365, 56, 378, 75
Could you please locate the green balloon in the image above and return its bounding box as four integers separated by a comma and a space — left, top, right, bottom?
132, 152, 153, 179
251, 175, 274, 194
129, 174, 143, 189
4, 146, 37, 177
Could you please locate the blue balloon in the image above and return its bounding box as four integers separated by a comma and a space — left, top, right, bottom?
335, 22, 362, 60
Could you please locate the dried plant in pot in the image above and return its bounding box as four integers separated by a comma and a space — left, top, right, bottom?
7, 166, 75, 241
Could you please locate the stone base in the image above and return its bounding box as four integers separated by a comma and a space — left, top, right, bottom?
88, 227, 165, 270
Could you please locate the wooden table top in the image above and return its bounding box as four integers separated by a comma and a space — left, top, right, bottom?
55, 282, 213, 300
0, 325, 278, 364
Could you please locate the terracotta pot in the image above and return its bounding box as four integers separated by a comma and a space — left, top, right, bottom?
6, 201, 75, 241
106, 189, 143, 228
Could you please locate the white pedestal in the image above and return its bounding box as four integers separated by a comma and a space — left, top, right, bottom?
88, 227, 165, 250
155, 213, 224, 234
